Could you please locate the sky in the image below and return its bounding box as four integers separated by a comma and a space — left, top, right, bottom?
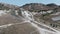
0, 0, 60, 6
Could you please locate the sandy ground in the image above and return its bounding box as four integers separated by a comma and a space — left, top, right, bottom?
0, 14, 40, 34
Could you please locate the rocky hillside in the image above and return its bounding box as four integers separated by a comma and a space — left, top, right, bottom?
0, 3, 20, 10
0, 3, 60, 12
21, 3, 60, 30
21, 3, 60, 12
0, 3, 41, 34
0, 3, 60, 34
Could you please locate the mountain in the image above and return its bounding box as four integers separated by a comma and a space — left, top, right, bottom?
0, 3, 41, 34
21, 3, 49, 11
0, 3, 60, 34
21, 3, 60, 30
21, 3, 60, 12
0, 3, 20, 10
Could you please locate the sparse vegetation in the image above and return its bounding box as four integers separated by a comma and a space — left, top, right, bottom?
0, 3, 60, 34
